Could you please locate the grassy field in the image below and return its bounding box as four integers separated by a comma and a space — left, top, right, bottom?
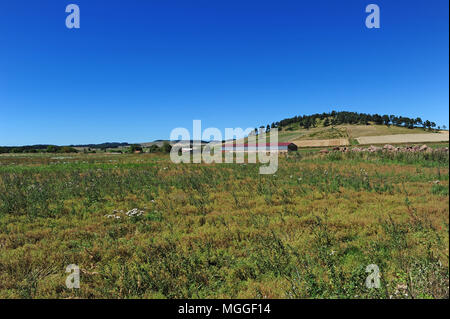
344, 124, 436, 138
0, 150, 448, 299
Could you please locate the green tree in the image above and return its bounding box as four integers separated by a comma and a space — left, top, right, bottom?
60, 146, 77, 153
46, 145, 59, 153
415, 117, 422, 127
148, 145, 160, 153
129, 144, 143, 153
161, 142, 172, 153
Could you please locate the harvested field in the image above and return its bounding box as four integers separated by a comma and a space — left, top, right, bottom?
344, 124, 428, 138
292, 138, 349, 148
357, 132, 449, 145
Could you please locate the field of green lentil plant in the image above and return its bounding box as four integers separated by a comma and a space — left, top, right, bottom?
0, 149, 448, 299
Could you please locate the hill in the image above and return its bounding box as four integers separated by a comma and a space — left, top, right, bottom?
244, 111, 448, 147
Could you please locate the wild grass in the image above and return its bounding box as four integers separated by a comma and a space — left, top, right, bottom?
311, 148, 449, 168
0, 152, 448, 298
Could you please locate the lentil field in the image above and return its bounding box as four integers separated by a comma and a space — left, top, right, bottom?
0, 150, 448, 299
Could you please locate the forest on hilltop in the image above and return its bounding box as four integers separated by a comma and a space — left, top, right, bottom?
258, 111, 441, 132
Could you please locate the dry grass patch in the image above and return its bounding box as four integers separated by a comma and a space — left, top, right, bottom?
357, 132, 449, 145
293, 138, 349, 147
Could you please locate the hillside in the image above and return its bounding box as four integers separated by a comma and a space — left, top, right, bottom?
280, 123, 447, 143
244, 111, 449, 147
237, 124, 449, 148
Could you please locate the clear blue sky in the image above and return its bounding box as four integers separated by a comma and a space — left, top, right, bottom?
0, 0, 448, 145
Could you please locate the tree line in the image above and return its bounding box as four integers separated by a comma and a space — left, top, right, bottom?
0, 145, 78, 154
129, 142, 172, 154
256, 111, 442, 132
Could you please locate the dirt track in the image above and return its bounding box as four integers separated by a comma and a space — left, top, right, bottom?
356, 132, 449, 145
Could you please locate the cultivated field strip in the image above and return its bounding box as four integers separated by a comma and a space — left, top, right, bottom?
357, 132, 449, 145
292, 138, 349, 148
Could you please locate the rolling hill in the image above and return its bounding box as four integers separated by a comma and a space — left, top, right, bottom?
239, 121, 448, 147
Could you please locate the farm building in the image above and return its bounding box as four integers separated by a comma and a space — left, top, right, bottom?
221, 142, 297, 153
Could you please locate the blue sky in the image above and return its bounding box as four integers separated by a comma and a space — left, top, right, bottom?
0, 0, 448, 145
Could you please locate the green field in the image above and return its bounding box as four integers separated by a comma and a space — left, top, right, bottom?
0, 150, 448, 298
